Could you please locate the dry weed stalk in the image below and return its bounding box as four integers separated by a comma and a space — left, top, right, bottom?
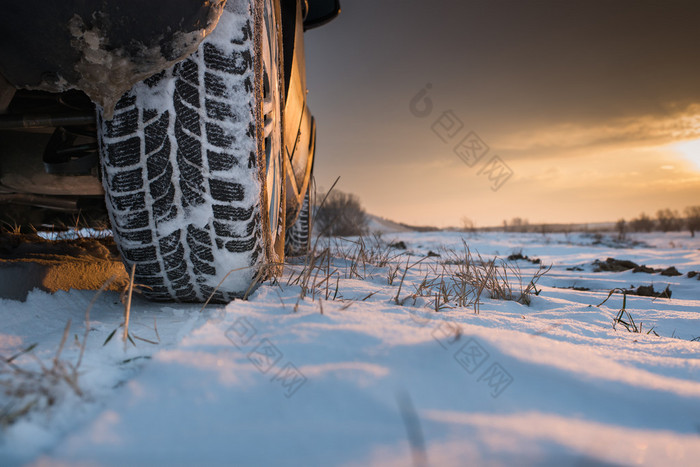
0, 320, 82, 427
596, 288, 658, 335
0, 273, 128, 427
123, 264, 135, 350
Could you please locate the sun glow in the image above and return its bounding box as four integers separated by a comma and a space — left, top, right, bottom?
673, 138, 700, 170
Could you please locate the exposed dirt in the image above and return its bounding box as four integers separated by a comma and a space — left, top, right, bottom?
592, 257, 683, 276
632, 265, 659, 274
626, 284, 672, 298
660, 266, 682, 277
507, 252, 542, 264
592, 257, 639, 272
553, 285, 591, 291
0, 232, 128, 301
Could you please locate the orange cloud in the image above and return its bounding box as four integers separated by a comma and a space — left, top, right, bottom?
496, 103, 700, 157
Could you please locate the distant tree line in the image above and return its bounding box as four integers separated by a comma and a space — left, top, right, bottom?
486, 206, 700, 237
616, 206, 700, 237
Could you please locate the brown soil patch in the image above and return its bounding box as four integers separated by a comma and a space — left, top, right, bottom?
0, 233, 128, 300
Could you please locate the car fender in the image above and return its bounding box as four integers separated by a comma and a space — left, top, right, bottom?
0, 0, 226, 118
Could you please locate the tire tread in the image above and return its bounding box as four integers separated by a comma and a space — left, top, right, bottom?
98, 4, 267, 302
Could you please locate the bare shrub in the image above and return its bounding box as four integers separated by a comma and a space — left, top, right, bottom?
615, 218, 626, 240
630, 213, 654, 232
685, 206, 700, 237
315, 191, 368, 237
505, 217, 529, 233
657, 208, 681, 232
460, 216, 476, 233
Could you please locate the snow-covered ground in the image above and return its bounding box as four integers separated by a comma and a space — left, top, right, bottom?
1, 231, 699, 466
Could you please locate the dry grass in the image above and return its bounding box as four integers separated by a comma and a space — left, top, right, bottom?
0, 272, 157, 428
279, 233, 551, 316
0, 320, 82, 428
0, 275, 118, 427
0, 220, 25, 236
394, 242, 550, 313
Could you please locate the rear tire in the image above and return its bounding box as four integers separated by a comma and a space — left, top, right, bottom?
285, 185, 312, 256
97, 0, 284, 303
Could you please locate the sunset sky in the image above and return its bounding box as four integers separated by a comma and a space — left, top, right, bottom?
303, 0, 700, 228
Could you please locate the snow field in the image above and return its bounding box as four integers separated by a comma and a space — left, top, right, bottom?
1, 231, 699, 465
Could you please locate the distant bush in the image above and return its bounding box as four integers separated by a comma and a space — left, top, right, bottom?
686, 206, 700, 237
615, 218, 626, 240
460, 216, 476, 233
502, 217, 529, 233
656, 209, 681, 232
630, 213, 654, 232
315, 191, 368, 237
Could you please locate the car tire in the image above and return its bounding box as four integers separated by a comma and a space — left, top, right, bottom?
97, 0, 285, 303
285, 184, 312, 256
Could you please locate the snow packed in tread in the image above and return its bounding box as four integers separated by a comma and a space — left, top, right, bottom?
97, 1, 269, 302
